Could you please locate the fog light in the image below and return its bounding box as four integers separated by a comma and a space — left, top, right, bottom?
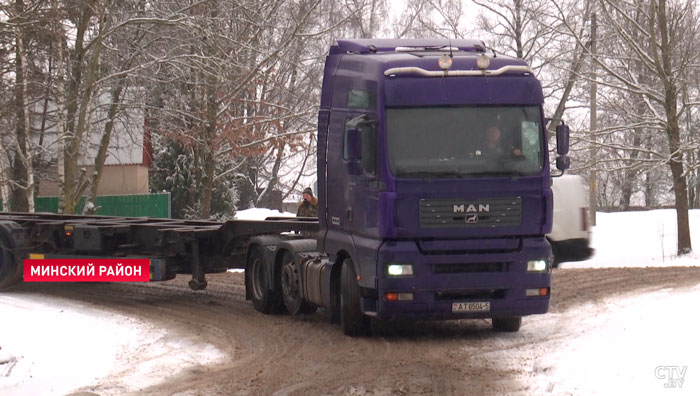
527, 259, 548, 272
385, 292, 414, 301
387, 264, 414, 276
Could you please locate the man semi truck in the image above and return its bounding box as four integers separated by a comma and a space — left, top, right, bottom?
0, 39, 570, 336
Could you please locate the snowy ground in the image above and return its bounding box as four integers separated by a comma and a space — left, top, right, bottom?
523, 285, 700, 395
0, 209, 699, 395
540, 209, 700, 395
0, 293, 223, 396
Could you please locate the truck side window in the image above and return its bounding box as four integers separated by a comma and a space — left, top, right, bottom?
343, 120, 352, 161
343, 117, 377, 176
521, 121, 541, 162
361, 122, 376, 175
347, 89, 371, 109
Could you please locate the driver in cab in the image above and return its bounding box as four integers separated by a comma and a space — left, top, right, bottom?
478, 125, 522, 159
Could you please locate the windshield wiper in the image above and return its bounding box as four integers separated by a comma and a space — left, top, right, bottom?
397, 171, 465, 179
467, 171, 534, 178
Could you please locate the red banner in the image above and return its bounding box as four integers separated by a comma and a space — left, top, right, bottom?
24, 259, 150, 282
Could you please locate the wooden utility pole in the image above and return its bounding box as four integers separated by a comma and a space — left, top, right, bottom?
589, 12, 598, 225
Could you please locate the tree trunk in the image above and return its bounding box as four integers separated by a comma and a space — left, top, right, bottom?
69, 14, 105, 210
256, 140, 285, 207
62, 3, 93, 214
12, 0, 35, 212
52, 0, 67, 213
620, 133, 641, 210
84, 74, 129, 214
652, 0, 692, 255
200, 79, 217, 219
666, 101, 691, 255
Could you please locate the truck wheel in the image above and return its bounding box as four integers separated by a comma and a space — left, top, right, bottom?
549, 240, 561, 268
246, 246, 283, 314
280, 251, 317, 315
0, 222, 21, 290
492, 317, 522, 332
340, 258, 371, 336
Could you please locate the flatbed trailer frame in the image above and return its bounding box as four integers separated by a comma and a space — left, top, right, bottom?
0, 211, 317, 290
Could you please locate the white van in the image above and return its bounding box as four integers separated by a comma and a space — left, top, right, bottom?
548, 174, 593, 266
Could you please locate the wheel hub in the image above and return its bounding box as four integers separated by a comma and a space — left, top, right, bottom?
281, 261, 299, 297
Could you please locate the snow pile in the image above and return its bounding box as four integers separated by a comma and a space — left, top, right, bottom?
234, 208, 295, 220
0, 293, 223, 396
562, 209, 700, 268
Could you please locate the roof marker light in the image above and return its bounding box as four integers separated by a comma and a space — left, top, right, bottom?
477, 53, 491, 70
438, 54, 453, 70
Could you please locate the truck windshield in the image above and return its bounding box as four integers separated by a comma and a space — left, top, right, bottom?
386, 106, 544, 178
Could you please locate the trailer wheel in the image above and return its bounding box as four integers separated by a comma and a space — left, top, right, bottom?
246, 246, 283, 314
280, 251, 317, 315
492, 317, 522, 332
0, 222, 21, 290
340, 258, 371, 336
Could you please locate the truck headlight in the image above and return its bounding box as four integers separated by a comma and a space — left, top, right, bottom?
527, 259, 549, 272
387, 264, 414, 276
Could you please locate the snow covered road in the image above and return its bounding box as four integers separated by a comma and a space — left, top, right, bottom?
0, 209, 699, 395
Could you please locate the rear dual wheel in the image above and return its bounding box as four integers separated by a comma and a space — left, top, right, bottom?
0, 222, 22, 290
246, 246, 283, 314
280, 251, 317, 315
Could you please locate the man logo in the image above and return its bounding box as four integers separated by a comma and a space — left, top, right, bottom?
466, 214, 479, 224
453, 204, 490, 213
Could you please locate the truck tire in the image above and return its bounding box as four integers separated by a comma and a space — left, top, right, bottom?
0, 222, 21, 290
549, 239, 561, 268
492, 317, 522, 332
246, 245, 283, 314
340, 258, 371, 336
280, 250, 317, 315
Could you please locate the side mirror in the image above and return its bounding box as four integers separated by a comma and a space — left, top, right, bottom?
556, 123, 570, 155
556, 155, 570, 171
346, 127, 363, 161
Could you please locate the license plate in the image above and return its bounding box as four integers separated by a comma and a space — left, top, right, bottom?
452, 301, 490, 313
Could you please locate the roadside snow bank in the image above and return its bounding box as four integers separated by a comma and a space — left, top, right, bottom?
526, 285, 700, 395
561, 209, 700, 268
0, 293, 223, 396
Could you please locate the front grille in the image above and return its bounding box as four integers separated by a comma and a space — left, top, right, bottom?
420, 197, 522, 229
435, 289, 506, 301
432, 262, 507, 273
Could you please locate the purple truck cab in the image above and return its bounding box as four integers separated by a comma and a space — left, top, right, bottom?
314, 39, 567, 334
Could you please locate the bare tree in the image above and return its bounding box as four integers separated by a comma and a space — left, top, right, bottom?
557, 0, 699, 254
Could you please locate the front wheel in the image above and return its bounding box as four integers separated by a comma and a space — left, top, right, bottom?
492, 317, 522, 332
340, 258, 371, 336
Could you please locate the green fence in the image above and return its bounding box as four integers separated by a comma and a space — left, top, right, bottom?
1, 193, 171, 218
